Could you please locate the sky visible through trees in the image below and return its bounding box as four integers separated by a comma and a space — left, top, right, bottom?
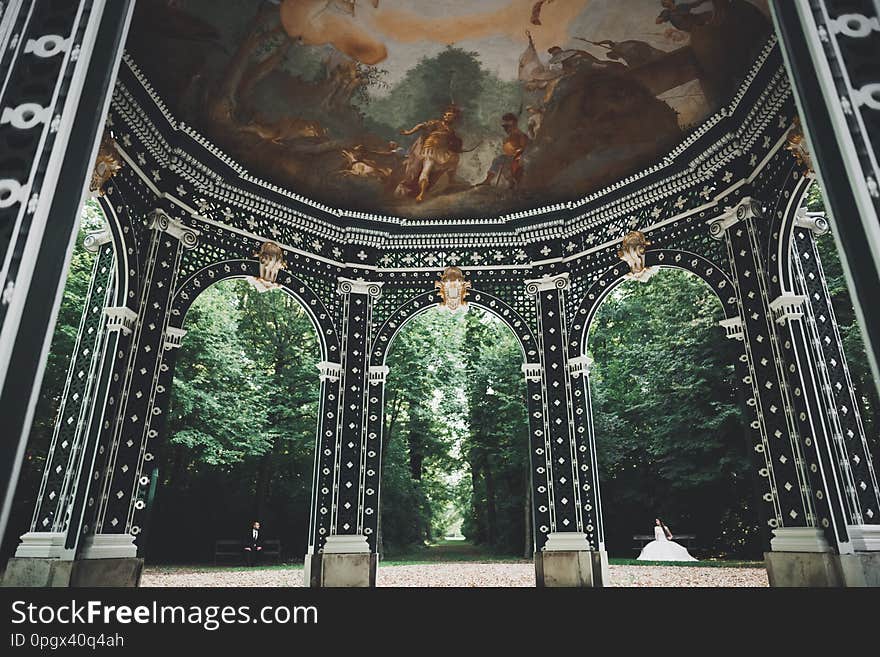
3, 186, 878, 564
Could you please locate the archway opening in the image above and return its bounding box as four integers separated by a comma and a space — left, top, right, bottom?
587, 267, 767, 584
378, 305, 534, 587
141, 279, 320, 577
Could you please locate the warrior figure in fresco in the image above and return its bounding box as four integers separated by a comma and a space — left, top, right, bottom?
478, 113, 531, 189
396, 105, 464, 203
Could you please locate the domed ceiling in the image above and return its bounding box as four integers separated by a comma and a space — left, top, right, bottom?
126, 0, 772, 221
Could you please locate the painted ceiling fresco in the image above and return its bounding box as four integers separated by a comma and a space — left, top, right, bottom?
127, 0, 772, 220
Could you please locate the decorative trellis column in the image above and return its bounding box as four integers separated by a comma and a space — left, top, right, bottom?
359, 364, 388, 552
788, 217, 880, 553
307, 277, 381, 587
713, 196, 879, 584
711, 198, 817, 545
526, 273, 606, 586
14, 230, 117, 560
0, 0, 135, 554
81, 209, 197, 563
567, 355, 605, 553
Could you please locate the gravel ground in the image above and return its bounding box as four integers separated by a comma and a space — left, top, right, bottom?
141, 563, 768, 587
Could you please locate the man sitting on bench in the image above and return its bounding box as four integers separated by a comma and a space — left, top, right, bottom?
244, 520, 263, 567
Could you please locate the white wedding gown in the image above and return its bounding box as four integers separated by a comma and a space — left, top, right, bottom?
637, 526, 698, 561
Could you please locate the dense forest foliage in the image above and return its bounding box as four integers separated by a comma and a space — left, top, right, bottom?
3, 186, 878, 564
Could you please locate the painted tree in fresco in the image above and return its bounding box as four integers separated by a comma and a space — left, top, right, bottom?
364, 46, 521, 142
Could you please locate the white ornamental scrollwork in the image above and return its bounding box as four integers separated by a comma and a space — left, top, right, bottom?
24, 35, 70, 58
0, 179, 25, 208
0, 103, 50, 130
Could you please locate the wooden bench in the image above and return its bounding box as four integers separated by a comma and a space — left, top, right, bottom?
214, 539, 282, 565
632, 533, 697, 554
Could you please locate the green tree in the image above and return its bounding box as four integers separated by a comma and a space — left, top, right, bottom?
588, 269, 761, 558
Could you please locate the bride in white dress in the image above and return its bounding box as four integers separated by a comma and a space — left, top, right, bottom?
637, 518, 698, 562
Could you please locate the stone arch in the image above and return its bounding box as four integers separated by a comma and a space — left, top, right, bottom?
169, 259, 340, 362
372, 288, 540, 367
568, 249, 738, 358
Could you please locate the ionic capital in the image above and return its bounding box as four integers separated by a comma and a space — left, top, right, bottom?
709, 196, 764, 240
793, 207, 830, 235
147, 209, 199, 249
83, 224, 113, 253
525, 272, 569, 294
337, 277, 383, 298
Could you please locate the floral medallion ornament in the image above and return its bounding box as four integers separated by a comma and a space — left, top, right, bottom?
435, 266, 471, 313
618, 230, 657, 283
247, 241, 286, 292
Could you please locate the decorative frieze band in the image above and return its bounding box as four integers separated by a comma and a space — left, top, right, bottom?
719, 316, 745, 340
368, 365, 389, 385
708, 196, 764, 240
146, 208, 199, 248
521, 362, 542, 382
769, 294, 807, 325
567, 355, 593, 378
163, 327, 187, 350
337, 277, 383, 298
317, 361, 342, 383
525, 272, 570, 294
104, 306, 138, 335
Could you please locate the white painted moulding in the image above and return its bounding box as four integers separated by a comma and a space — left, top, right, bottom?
543, 531, 591, 552
78, 533, 138, 559
770, 527, 832, 553
848, 524, 880, 552
322, 534, 370, 554
14, 532, 69, 559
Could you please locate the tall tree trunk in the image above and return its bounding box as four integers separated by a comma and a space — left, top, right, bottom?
470, 458, 483, 544
253, 451, 272, 521
485, 457, 497, 547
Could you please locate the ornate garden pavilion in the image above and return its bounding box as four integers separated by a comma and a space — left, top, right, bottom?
1, 0, 879, 587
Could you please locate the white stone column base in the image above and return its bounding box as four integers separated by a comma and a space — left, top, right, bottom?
322, 534, 370, 554
770, 527, 832, 553
78, 533, 137, 559
543, 532, 591, 552
848, 524, 880, 551
14, 532, 72, 559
